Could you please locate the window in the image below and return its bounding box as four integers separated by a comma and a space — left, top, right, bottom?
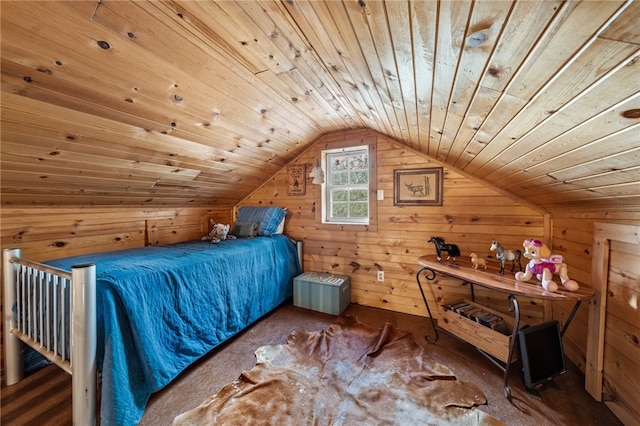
313, 135, 377, 232
321, 146, 370, 225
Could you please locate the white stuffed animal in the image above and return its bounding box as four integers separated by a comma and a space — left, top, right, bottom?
202, 219, 236, 244
515, 239, 578, 292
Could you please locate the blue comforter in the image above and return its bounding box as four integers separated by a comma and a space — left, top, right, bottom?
44, 235, 300, 425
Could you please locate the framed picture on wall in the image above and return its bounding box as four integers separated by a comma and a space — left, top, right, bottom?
287, 164, 306, 196
394, 167, 443, 206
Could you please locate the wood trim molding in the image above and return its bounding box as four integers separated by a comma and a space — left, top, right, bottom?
585, 222, 640, 400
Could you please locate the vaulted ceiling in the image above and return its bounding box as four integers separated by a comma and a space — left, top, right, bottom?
1, 0, 639, 211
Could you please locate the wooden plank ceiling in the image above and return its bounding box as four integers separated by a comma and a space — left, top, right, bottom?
1, 0, 638, 211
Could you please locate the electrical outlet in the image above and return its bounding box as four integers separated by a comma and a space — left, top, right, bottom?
377, 271, 384, 282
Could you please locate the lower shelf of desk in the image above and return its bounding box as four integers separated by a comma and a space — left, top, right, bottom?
438, 300, 523, 364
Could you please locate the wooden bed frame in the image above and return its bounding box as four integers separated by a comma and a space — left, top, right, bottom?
3, 248, 97, 425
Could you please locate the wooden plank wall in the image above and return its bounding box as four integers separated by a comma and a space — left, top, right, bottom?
0, 205, 232, 384
552, 213, 639, 424
550, 211, 639, 369
602, 239, 639, 424
240, 129, 552, 341
3, 129, 636, 394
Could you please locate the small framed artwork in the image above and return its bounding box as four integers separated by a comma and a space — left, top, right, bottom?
287, 164, 306, 196
394, 167, 443, 206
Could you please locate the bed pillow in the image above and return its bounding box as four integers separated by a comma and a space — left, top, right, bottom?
236, 206, 287, 236
231, 221, 258, 238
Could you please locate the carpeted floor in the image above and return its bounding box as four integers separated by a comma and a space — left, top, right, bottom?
140, 302, 622, 426
173, 315, 500, 425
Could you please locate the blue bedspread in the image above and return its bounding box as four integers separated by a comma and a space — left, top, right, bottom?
44, 235, 300, 425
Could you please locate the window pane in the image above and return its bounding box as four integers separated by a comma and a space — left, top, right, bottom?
350, 189, 368, 201
330, 155, 348, 171
349, 203, 368, 217
332, 203, 348, 217
350, 171, 368, 185
332, 171, 348, 186
332, 189, 348, 202
349, 153, 368, 170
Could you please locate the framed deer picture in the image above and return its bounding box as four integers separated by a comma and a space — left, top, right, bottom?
394, 167, 443, 206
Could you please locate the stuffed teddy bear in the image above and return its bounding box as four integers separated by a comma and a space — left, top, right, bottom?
515, 239, 578, 292
201, 219, 236, 244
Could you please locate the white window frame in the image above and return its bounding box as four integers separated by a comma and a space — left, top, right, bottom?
321, 146, 370, 225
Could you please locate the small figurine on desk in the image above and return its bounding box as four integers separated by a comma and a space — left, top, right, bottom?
515, 239, 579, 292
490, 240, 522, 275
428, 236, 461, 262
469, 253, 488, 269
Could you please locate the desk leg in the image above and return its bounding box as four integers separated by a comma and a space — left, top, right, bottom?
416, 267, 439, 343
561, 300, 581, 337
503, 294, 520, 400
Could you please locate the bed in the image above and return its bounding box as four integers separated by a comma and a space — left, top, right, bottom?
3, 207, 301, 425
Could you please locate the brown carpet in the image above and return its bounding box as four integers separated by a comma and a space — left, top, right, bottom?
173, 315, 503, 425
2, 303, 622, 425
138, 302, 624, 425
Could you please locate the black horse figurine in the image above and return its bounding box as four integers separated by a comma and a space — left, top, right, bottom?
428, 236, 461, 262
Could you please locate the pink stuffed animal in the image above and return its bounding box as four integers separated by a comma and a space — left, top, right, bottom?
515, 239, 578, 292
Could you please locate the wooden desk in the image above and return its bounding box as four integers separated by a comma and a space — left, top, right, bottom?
416, 255, 594, 399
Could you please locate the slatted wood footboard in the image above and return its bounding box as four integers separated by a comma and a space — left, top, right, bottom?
3, 248, 97, 425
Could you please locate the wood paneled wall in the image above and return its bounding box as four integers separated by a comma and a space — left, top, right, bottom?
3, 129, 636, 396
551, 212, 639, 424
0, 205, 232, 383
1, 206, 233, 262
242, 129, 638, 389
550, 211, 639, 368
241, 129, 554, 341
